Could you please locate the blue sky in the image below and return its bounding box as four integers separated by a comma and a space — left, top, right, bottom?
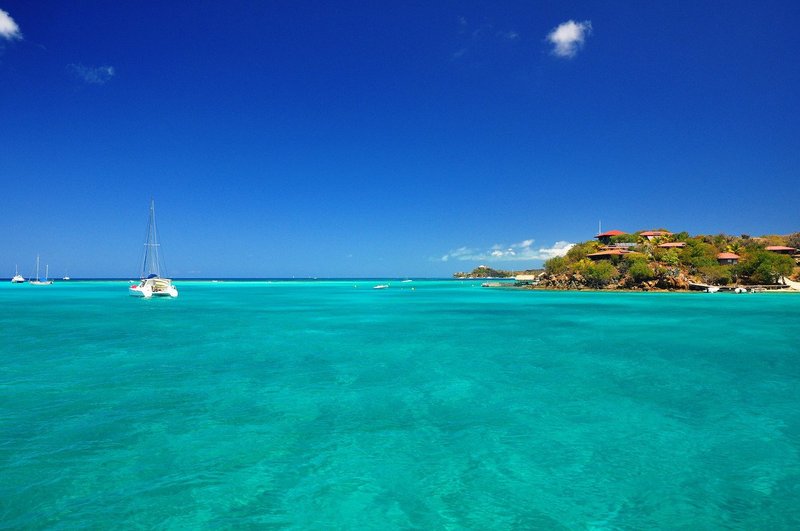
1, 1, 798, 278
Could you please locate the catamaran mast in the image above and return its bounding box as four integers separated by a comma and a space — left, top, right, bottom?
140, 199, 167, 279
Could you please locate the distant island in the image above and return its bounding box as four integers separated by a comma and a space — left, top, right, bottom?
455, 229, 800, 291
453, 265, 542, 279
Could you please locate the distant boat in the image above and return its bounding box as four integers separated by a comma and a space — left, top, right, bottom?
11, 265, 25, 283
373, 284, 389, 290
400, 279, 413, 283
29, 256, 53, 286
129, 200, 178, 298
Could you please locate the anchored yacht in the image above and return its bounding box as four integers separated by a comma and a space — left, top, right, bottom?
129, 200, 178, 298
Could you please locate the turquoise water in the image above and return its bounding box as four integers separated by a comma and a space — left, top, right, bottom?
1, 280, 799, 529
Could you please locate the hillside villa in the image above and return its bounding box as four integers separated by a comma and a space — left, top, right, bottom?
717, 252, 740, 265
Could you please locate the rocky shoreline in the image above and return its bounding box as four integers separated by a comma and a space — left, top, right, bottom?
534, 269, 692, 291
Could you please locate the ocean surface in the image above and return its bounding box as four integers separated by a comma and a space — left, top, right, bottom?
1, 280, 799, 529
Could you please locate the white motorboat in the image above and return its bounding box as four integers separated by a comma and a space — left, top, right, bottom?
11, 265, 25, 283
129, 200, 178, 298
373, 284, 389, 289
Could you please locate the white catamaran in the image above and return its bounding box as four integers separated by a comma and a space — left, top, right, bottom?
129, 200, 179, 298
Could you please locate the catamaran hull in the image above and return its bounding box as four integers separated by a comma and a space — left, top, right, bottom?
129, 287, 178, 298
129, 281, 178, 298
129, 285, 148, 297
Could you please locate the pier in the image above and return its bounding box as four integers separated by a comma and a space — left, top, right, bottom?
688, 282, 793, 293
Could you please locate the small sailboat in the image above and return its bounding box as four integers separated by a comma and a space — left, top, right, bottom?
129, 200, 178, 298
11, 265, 25, 283
29, 255, 54, 285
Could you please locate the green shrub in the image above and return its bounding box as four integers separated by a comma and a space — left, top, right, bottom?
712, 233, 733, 249
544, 256, 569, 275
742, 238, 765, 251
610, 233, 638, 244
583, 261, 618, 288
628, 260, 654, 283
565, 242, 597, 263
699, 265, 732, 285
735, 251, 794, 284
661, 249, 679, 267
679, 241, 717, 269
620, 254, 644, 273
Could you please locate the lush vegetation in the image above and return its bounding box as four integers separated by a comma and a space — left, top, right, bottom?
544, 256, 568, 275
580, 260, 618, 288
733, 251, 794, 284
540, 230, 799, 289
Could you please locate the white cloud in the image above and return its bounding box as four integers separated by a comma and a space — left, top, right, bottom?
67, 63, 116, 84
547, 20, 592, 58
536, 241, 577, 260
438, 239, 575, 263
0, 9, 22, 40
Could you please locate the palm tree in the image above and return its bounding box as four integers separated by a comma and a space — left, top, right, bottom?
726, 241, 743, 255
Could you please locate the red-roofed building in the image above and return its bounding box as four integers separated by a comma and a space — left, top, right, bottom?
717, 252, 740, 265
640, 230, 673, 241
765, 246, 797, 255
594, 230, 626, 245
658, 242, 686, 249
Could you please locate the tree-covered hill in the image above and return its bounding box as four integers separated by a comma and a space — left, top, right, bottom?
538, 231, 799, 290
